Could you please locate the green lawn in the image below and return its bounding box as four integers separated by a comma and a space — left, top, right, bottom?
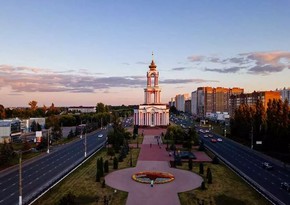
33, 147, 140, 205
178, 161, 271, 205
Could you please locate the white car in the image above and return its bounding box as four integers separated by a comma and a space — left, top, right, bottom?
204, 135, 209, 138
98, 134, 103, 138
217, 138, 223, 142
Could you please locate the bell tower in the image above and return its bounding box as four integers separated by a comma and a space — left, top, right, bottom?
144, 53, 161, 104
133, 53, 169, 127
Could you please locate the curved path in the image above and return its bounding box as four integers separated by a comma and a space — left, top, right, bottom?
105, 129, 203, 205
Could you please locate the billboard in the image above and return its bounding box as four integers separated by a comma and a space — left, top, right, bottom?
36, 131, 42, 143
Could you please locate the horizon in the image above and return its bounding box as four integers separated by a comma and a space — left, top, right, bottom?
1, 1, 290, 107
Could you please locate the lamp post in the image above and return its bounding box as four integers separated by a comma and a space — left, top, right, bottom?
47, 128, 50, 154
18, 151, 22, 205
84, 132, 87, 158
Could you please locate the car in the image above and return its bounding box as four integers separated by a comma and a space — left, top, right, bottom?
217, 138, 223, 142
281, 182, 290, 192
203, 134, 209, 138
205, 129, 210, 133
98, 134, 103, 138
210, 138, 217, 143
208, 134, 213, 138
262, 162, 273, 170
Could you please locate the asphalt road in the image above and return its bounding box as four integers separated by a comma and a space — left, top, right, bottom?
0, 128, 108, 205
199, 130, 290, 205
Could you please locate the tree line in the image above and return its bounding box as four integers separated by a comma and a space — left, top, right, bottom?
230, 99, 290, 159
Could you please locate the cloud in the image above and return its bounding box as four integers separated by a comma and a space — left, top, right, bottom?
189, 51, 290, 75
205, 67, 242, 73
187, 55, 204, 62
136, 61, 149, 65
161, 79, 219, 84
208, 57, 221, 63
245, 51, 290, 74
246, 51, 290, 65
248, 64, 284, 75
122, 62, 130, 65
171, 67, 189, 71
1, 64, 215, 94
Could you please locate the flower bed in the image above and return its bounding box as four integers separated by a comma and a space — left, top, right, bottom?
132, 171, 175, 184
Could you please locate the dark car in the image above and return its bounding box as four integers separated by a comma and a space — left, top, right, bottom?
262, 162, 273, 170
176, 151, 196, 160
281, 182, 290, 192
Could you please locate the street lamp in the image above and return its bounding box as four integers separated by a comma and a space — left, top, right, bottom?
84, 132, 87, 158
47, 128, 50, 154
18, 151, 23, 205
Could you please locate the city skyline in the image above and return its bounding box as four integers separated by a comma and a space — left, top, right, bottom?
1, 1, 290, 107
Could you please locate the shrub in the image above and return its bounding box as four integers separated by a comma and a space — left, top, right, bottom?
200, 181, 206, 190
113, 156, 118, 169
188, 158, 193, 170
212, 155, 219, 164
104, 160, 109, 173
199, 163, 204, 175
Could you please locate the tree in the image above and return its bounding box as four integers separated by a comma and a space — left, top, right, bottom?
30, 120, 37, 132
200, 181, 206, 190
59, 192, 76, 205
96, 102, 106, 113
113, 156, 118, 169
199, 163, 204, 175
0, 104, 5, 119
67, 129, 74, 139
22, 141, 31, 151
188, 158, 193, 170
96, 169, 101, 182
102, 179, 106, 188
104, 160, 109, 173
29, 100, 38, 111
0, 142, 15, 165
207, 168, 212, 184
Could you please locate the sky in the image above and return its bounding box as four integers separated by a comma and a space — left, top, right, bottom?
0, 0, 290, 107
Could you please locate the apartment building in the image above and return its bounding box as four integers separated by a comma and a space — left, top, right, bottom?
229, 91, 281, 117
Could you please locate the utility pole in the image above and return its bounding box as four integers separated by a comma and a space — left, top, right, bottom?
47, 128, 50, 154
84, 132, 87, 158
19, 151, 22, 205
251, 125, 254, 149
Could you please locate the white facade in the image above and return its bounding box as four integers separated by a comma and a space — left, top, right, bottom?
68, 106, 96, 113
0, 119, 21, 143
134, 105, 169, 126
279, 88, 290, 105
134, 55, 169, 127
175, 94, 189, 112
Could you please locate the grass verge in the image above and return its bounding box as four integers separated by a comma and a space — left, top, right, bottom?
178, 161, 272, 205
33, 147, 140, 205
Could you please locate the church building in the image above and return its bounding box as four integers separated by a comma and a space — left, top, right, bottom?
134, 55, 169, 127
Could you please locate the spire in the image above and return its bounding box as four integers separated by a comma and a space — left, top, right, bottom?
149, 52, 157, 71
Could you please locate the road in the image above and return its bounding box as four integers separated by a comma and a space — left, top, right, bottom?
0, 128, 108, 205
199, 130, 290, 205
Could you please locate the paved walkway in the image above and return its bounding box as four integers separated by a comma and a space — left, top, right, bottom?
105, 129, 203, 205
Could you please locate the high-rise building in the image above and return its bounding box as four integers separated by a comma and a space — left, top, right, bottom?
229, 91, 281, 117
175, 94, 189, 112
192, 87, 244, 117
277, 87, 290, 105
134, 55, 169, 127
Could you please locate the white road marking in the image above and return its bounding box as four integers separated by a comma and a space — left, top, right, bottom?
29, 182, 32, 185
0, 199, 3, 203
2, 189, 6, 191
12, 183, 15, 186
10, 193, 14, 196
